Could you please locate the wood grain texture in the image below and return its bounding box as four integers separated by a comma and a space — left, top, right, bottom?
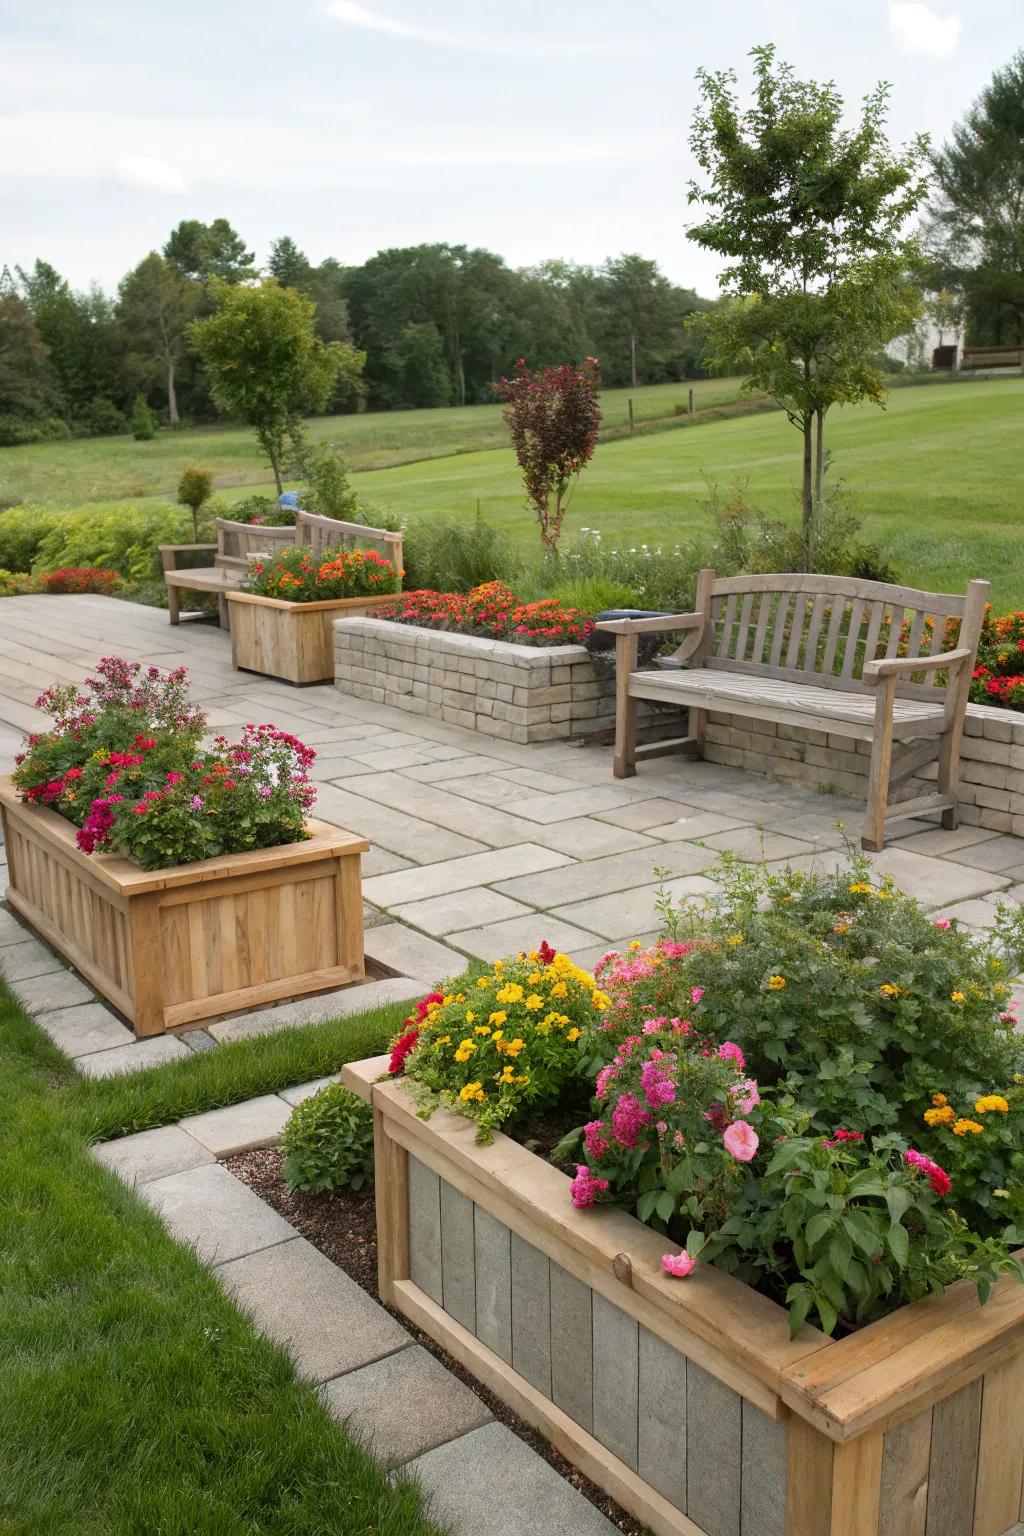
592, 1291, 640, 1472
830, 1432, 884, 1536
227, 590, 396, 684
972, 1355, 1024, 1536
880, 1409, 932, 1536
925, 1378, 983, 1536
785, 1417, 833, 1536
373, 1107, 409, 1305
439, 1180, 476, 1333
511, 1231, 552, 1397
473, 1204, 513, 1366
550, 1261, 594, 1433
740, 1400, 788, 1536
638, 1325, 687, 1515
0, 785, 366, 1037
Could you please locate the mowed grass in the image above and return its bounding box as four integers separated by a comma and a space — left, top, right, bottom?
348, 375, 1024, 611
0, 986, 441, 1536
0, 377, 746, 508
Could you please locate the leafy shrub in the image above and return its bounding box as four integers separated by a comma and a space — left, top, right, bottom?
215, 494, 295, 528
551, 527, 707, 611
299, 442, 359, 521
12, 657, 317, 869
0, 506, 62, 572
378, 581, 594, 646
390, 943, 609, 1142
704, 476, 899, 582
0, 415, 71, 447
281, 1082, 374, 1194
27, 502, 193, 583
0, 568, 38, 596
244, 545, 401, 603
400, 514, 517, 594
130, 394, 156, 441
548, 575, 643, 613
494, 357, 601, 553
972, 610, 1024, 712
40, 567, 120, 594
72, 398, 126, 438
178, 464, 213, 541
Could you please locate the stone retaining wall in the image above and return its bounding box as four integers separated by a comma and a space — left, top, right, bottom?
703, 702, 1024, 837
333, 618, 622, 744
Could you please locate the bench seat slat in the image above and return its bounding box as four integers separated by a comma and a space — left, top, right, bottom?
627, 667, 945, 732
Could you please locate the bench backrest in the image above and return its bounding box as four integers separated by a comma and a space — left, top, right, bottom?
295, 509, 404, 589
689, 571, 989, 700
961, 346, 1022, 369
215, 518, 294, 570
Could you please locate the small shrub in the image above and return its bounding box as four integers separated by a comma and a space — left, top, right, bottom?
28, 502, 193, 583
400, 514, 517, 594
0, 568, 38, 596
703, 476, 899, 582
130, 395, 157, 441
178, 464, 214, 541
0, 506, 62, 572
244, 545, 401, 603
299, 442, 359, 521
40, 567, 120, 595
217, 494, 295, 528
281, 1083, 375, 1194
494, 357, 602, 553
552, 527, 706, 611
72, 398, 126, 438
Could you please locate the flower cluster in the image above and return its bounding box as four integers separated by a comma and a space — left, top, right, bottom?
39, 567, 121, 595
970, 610, 1024, 712
12, 658, 316, 870
377, 581, 594, 647
389, 944, 608, 1141
244, 544, 401, 603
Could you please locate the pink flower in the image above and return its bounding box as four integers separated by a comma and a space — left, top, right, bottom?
718, 1041, 745, 1072
643, 1017, 665, 1034
933, 918, 951, 929
611, 1092, 650, 1149
570, 1165, 610, 1208
691, 987, 704, 1005
905, 1148, 952, 1197
595, 1065, 619, 1101
723, 1120, 759, 1162
661, 1251, 696, 1278
731, 1079, 760, 1114
583, 1120, 610, 1160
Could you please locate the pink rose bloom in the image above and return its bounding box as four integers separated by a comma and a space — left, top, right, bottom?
731, 1079, 760, 1114
718, 1041, 745, 1072
691, 987, 704, 1005
661, 1251, 696, 1278
723, 1120, 759, 1162
933, 918, 951, 929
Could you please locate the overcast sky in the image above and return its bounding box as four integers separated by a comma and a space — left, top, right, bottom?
0, 0, 1016, 298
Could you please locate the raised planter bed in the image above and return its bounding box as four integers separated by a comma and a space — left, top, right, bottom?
0, 777, 369, 1037
344, 1055, 1024, 1536
227, 591, 400, 685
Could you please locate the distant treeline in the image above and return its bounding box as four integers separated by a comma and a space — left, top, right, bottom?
0, 218, 711, 445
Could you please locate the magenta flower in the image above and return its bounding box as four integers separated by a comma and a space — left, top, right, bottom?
723, 1120, 759, 1162
691, 987, 704, 1005
730, 1078, 760, 1114
583, 1120, 610, 1160
661, 1251, 696, 1278
610, 1092, 650, 1149
570, 1164, 610, 1208
718, 1041, 745, 1072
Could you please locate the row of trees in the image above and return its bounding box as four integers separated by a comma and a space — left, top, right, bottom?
0, 223, 708, 446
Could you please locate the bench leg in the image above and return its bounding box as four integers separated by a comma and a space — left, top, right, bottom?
689, 706, 708, 755
936, 722, 962, 831
166, 584, 180, 625
218, 594, 230, 630
613, 634, 639, 778
862, 681, 895, 853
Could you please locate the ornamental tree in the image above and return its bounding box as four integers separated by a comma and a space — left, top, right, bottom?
494, 358, 601, 553
687, 46, 929, 562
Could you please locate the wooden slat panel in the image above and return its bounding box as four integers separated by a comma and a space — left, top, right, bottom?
550, 1263, 594, 1435
473, 1204, 512, 1365
768, 593, 793, 670
593, 1291, 640, 1471
717, 594, 738, 658
734, 592, 755, 663
408, 1155, 442, 1305
786, 1417, 833, 1536
822, 600, 846, 675
803, 594, 827, 672
638, 1324, 687, 1514
832, 1432, 884, 1536
884, 608, 904, 657
906, 609, 927, 666
786, 594, 811, 669
750, 593, 772, 666
863, 601, 885, 671
840, 598, 866, 681
926, 1378, 984, 1536
440, 1181, 476, 1333
709, 571, 967, 613
971, 1355, 1024, 1536
687, 1359, 742, 1536
511, 1232, 551, 1397
740, 1400, 788, 1536
881, 1410, 932, 1536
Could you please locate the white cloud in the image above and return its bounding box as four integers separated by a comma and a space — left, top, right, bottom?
116, 156, 187, 193
324, 0, 629, 55
888, 2, 962, 56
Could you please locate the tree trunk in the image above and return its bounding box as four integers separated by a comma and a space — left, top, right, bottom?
455, 353, 466, 408
166, 360, 180, 427
801, 411, 814, 566
629, 332, 637, 388
271, 455, 283, 496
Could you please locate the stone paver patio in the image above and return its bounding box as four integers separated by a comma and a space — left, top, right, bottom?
1, 593, 1023, 1072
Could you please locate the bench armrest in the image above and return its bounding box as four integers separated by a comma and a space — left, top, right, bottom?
863, 647, 972, 683
160, 543, 216, 573
596, 612, 702, 636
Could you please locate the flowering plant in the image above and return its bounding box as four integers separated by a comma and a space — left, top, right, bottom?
377, 581, 594, 647
494, 357, 601, 554
243, 544, 401, 603
39, 567, 120, 595
970, 609, 1024, 711
387, 943, 609, 1142
12, 657, 316, 869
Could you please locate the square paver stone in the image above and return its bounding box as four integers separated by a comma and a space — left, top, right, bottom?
180, 1094, 292, 1157
75, 1034, 193, 1077
207, 976, 424, 1043
869, 846, 1011, 906
540, 819, 662, 859
701, 827, 818, 863
324, 1344, 492, 1464
36, 1002, 135, 1057
446, 914, 599, 963
92, 1124, 215, 1186
278, 1075, 338, 1106
0, 907, 32, 947
217, 1236, 412, 1381
944, 835, 1024, 873
553, 876, 719, 941
391, 887, 534, 937
362, 844, 570, 909
0, 938, 66, 982
405, 1420, 618, 1535
503, 785, 645, 824
141, 1163, 296, 1265
364, 925, 468, 984
11, 968, 94, 1013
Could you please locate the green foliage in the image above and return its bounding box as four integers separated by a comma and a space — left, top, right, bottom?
116, 253, 199, 428
401, 513, 518, 593
281, 1082, 375, 1194
177, 462, 213, 540
0, 291, 56, 433
0, 505, 62, 572
16, 501, 192, 583
163, 217, 255, 283
245, 544, 400, 603
190, 279, 365, 492
130, 394, 156, 440
546, 527, 706, 610
299, 441, 359, 520
703, 476, 899, 583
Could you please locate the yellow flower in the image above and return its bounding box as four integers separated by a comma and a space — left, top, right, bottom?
501, 1037, 526, 1057
566, 1027, 582, 1042
499, 1065, 530, 1086
834, 923, 849, 935
849, 882, 874, 895
768, 975, 786, 991
549, 981, 568, 999
488, 1011, 507, 1028
932, 1093, 948, 1107
592, 990, 610, 1011
951, 991, 967, 1004
473, 1024, 491, 1036
975, 1095, 1009, 1115
464, 1010, 475, 1024
525, 994, 544, 1011
493, 960, 505, 972
924, 1105, 956, 1127
495, 982, 525, 1005
432, 1034, 452, 1049
527, 971, 542, 986
476, 976, 492, 990
629, 939, 642, 951
952, 1118, 984, 1136
459, 1081, 485, 1102
879, 983, 903, 998
453, 1039, 477, 1063
875, 891, 891, 901
726, 933, 744, 946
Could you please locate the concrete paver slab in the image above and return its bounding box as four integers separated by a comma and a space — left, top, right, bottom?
207, 976, 424, 1043
391, 887, 534, 937
76, 1034, 192, 1077
0, 938, 65, 982
141, 1163, 296, 1266
180, 1094, 292, 1156
323, 1343, 492, 1464
92, 1124, 214, 1186
446, 914, 599, 963
36, 1002, 136, 1057
363, 844, 570, 910
364, 924, 468, 984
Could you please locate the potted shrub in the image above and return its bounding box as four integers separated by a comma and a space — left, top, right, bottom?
0, 658, 367, 1037
345, 863, 1024, 1536
227, 544, 403, 685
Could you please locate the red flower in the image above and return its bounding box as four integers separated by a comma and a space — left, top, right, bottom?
388, 1027, 420, 1075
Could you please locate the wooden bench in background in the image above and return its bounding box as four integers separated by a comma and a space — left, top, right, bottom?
960, 346, 1023, 371
160, 510, 403, 628
598, 571, 989, 851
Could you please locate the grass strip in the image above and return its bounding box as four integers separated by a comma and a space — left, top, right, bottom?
0, 985, 441, 1536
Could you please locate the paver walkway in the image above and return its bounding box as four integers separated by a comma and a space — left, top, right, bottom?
1, 593, 1023, 1070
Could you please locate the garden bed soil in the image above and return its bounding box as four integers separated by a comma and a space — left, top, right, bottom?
225, 1145, 644, 1535
0, 780, 368, 1038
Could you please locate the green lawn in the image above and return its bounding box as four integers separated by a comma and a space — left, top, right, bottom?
0, 986, 442, 1536
348, 375, 1024, 611
0, 378, 746, 509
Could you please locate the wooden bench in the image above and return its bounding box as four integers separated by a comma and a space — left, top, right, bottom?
161, 510, 403, 627
597, 571, 990, 851
960, 346, 1023, 371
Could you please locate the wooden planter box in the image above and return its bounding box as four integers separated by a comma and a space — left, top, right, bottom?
0, 778, 369, 1038
227, 590, 398, 685
344, 1057, 1024, 1536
